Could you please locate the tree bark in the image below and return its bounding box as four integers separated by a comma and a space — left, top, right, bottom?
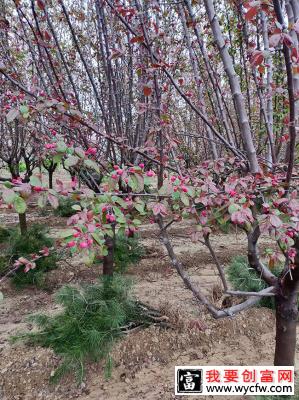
102, 232, 115, 276
203, 0, 259, 173
49, 169, 53, 189
178, 3, 218, 159
274, 238, 299, 366
273, 0, 296, 188
18, 213, 27, 235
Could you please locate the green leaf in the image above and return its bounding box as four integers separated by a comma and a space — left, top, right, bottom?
180, 192, 189, 206
228, 203, 240, 214
58, 229, 74, 238
84, 159, 100, 173
113, 206, 123, 217
38, 193, 48, 208
112, 196, 127, 208
134, 201, 146, 215
172, 191, 180, 201
158, 181, 172, 196
91, 232, 105, 246
56, 141, 67, 153
2, 189, 17, 204
3, 181, 13, 189
74, 147, 85, 158
30, 176, 42, 187
72, 204, 81, 211
14, 196, 27, 214
65, 155, 80, 167
128, 173, 144, 192
53, 154, 62, 165
102, 247, 108, 257
144, 176, 154, 186
20, 105, 29, 114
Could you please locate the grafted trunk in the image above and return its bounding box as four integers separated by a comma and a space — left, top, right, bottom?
102, 233, 115, 276
274, 238, 299, 366
274, 290, 298, 365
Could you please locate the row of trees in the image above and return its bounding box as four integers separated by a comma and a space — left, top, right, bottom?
0, 0, 299, 368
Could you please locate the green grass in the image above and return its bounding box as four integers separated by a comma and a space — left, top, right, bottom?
12, 275, 152, 383
0, 226, 13, 244
0, 224, 58, 288
54, 197, 79, 217
227, 256, 282, 309
113, 233, 144, 273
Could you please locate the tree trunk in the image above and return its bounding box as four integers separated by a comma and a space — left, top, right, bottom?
178, 3, 218, 160
102, 233, 115, 276
203, 0, 259, 173
49, 169, 53, 189
274, 238, 299, 366
274, 291, 298, 365
18, 213, 27, 235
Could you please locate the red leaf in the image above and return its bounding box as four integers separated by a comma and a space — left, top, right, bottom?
250, 50, 264, 67
269, 33, 282, 48
43, 30, 51, 41
245, 7, 258, 21
143, 86, 152, 97
37, 0, 45, 10
130, 36, 144, 44
291, 47, 299, 62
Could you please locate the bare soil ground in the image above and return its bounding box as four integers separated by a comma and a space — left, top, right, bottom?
0, 209, 298, 400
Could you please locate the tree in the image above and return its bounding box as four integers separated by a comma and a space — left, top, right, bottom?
0, 0, 298, 367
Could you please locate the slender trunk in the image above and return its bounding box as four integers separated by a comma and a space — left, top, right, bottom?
203, 0, 259, 173
18, 213, 27, 235
285, 0, 299, 166
178, 4, 218, 159
48, 169, 53, 189
261, 11, 276, 167
102, 232, 115, 276
273, 0, 296, 188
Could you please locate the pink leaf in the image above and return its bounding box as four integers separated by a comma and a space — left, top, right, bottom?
269, 33, 282, 48
282, 33, 293, 47
48, 193, 59, 209
152, 202, 167, 216
269, 214, 282, 228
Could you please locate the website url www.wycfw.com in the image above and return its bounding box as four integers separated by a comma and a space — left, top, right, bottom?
206, 383, 293, 395
175, 366, 294, 396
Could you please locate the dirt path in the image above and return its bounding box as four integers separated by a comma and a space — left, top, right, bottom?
0, 219, 297, 400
